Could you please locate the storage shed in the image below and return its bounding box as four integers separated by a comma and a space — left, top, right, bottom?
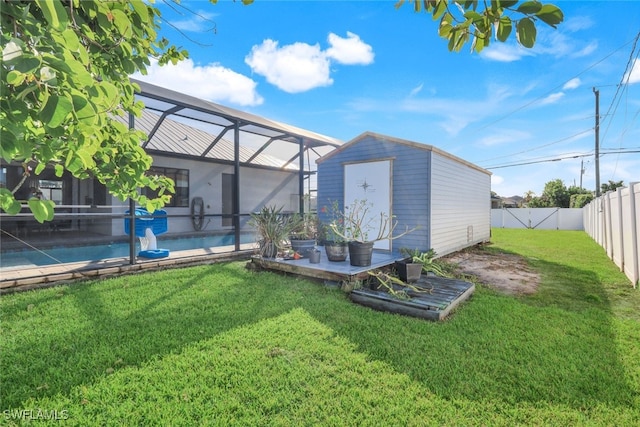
316, 132, 491, 257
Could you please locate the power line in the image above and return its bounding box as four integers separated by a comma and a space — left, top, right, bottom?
473, 35, 639, 132
485, 148, 640, 170
476, 128, 593, 164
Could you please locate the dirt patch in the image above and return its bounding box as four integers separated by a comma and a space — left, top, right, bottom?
442, 246, 540, 296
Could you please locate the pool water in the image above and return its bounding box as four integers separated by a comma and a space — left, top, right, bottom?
0, 233, 255, 269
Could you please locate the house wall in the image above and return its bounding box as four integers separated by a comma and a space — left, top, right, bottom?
317, 134, 431, 253
110, 155, 299, 236
429, 151, 491, 256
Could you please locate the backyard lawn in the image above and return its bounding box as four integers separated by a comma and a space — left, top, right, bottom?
1, 229, 639, 425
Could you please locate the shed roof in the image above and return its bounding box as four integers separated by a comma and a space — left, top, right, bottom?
316, 131, 491, 176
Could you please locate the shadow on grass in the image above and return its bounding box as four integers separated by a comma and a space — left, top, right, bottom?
1, 263, 337, 409
305, 255, 638, 410
2, 258, 637, 413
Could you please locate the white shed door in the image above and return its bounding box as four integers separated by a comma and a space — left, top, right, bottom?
344, 160, 392, 250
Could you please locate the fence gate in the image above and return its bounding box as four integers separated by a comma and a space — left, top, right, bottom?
491, 208, 584, 230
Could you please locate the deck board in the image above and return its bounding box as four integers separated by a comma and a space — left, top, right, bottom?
352, 276, 475, 321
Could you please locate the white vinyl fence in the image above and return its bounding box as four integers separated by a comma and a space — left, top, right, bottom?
491, 208, 584, 230
583, 183, 640, 288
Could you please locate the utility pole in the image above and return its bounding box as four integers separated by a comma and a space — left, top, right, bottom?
579, 158, 584, 189
593, 87, 600, 197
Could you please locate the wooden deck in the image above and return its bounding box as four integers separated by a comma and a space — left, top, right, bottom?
250, 248, 475, 321
351, 276, 475, 321
249, 247, 402, 283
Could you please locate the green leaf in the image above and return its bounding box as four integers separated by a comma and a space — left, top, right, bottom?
35, 163, 46, 175
130, 0, 149, 22
62, 28, 80, 51
0, 189, 22, 215
28, 199, 56, 223
499, 0, 519, 8
472, 33, 486, 53
111, 9, 132, 37
40, 94, 73, 128
516, 17, 536, 48
14, 57, 42, 74
463, 10, 483, 22
432, 0, 447, 20
517, 1, 542, 14
536, 4, 564, 28
35, 0, 69, 31
496, 16, 512, 42
54, 164, 64, 177
72, 96, 98, 125
6, 70, 26, 86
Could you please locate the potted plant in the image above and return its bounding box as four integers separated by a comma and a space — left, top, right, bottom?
318, 200, 349, 262
289, 211, 317, 257
396, 248, 446, 282
329, 199, 416, 267
249, 205, 295, 258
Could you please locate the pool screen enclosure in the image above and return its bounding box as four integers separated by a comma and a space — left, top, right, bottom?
126, 79, 342, 264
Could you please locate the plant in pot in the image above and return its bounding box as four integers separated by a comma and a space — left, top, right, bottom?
395, 248, 446, 282
249, 205, 295, 258
318, 200, 349, 262
329, 198, 416, 267
289, 211, 318, 257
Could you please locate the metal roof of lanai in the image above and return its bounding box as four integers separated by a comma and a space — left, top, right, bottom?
131, 79, 343, 168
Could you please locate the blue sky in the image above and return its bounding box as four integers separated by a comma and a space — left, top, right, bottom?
136, 0, 640, 198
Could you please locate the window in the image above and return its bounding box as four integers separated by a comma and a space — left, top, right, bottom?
145, 167, 189, 207
39, 179, 63, 205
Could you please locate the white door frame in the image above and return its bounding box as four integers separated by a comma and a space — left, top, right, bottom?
344, 160, 392, 250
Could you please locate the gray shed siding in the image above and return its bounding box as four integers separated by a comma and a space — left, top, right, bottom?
317, 134, 431, 252
430, 152, 491, 256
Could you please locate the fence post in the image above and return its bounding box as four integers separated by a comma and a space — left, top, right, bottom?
628, 183, 639, 288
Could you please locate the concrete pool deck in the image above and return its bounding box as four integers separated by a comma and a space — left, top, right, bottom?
0, 244, 256, 293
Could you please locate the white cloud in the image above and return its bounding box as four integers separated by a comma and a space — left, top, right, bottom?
170, 11, 218, 32
562, 78, 581, 90
540, 92, 564, 105
245, 32, 373, 93
409, 83, 423, 97
491, 174, 504, 186
245, 39, 332, 93
133, 59, 263, 106
326, 32, 374, 65
624, 58, 640, 84
563, 16, 594, 33
477, 129, 531, 147
481, 43, 532, 62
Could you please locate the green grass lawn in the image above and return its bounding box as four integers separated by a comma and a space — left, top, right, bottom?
1, 229, 639, 425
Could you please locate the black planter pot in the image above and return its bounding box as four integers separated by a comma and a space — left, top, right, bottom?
290, 238, 316, 257
348, 241, 374, 267
395, 261, 422, 283
309, 249, 321, 264
324, 241, 348, 262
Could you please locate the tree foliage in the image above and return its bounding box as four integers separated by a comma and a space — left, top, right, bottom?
526, 179, 592, 208
600, 180, 625, 194
396, 0, 564, 53
0, 0, 195, 222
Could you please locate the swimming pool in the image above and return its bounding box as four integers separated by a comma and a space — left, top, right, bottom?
0, 233, 256, 269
